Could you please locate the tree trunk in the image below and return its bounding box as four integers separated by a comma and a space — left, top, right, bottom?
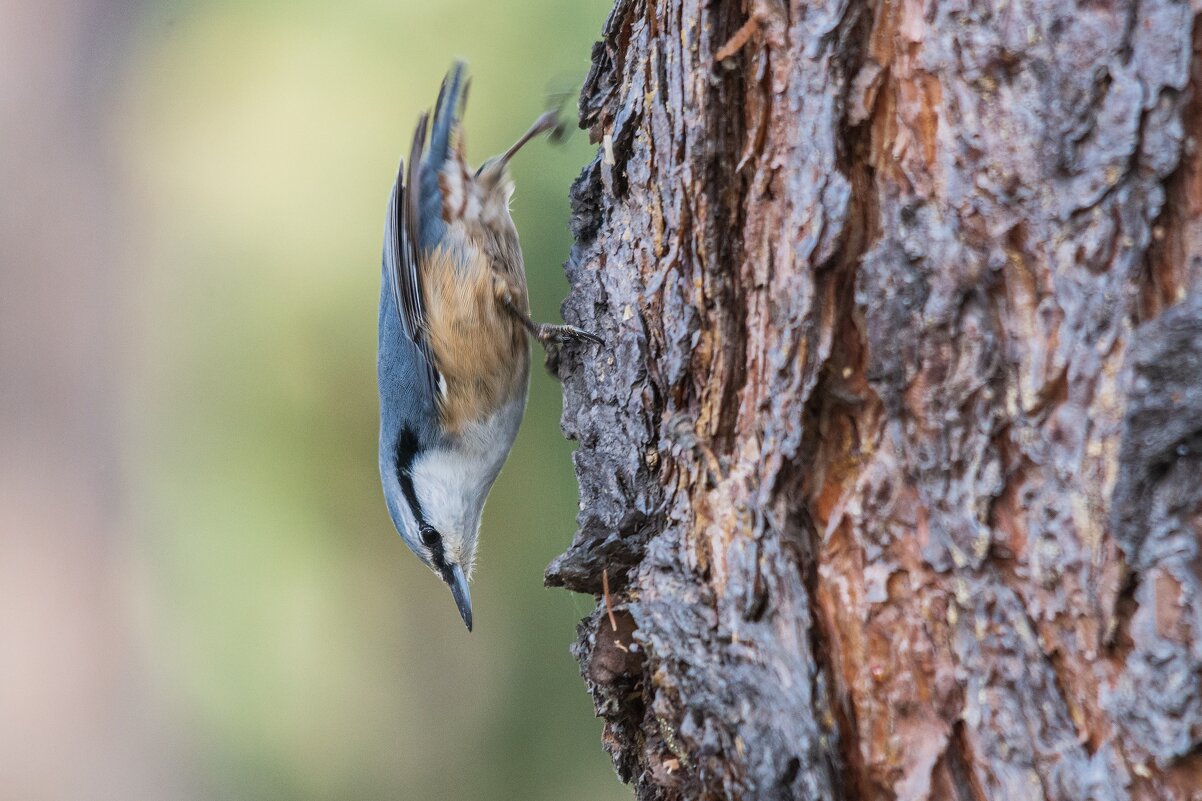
545, 0, 1202, 798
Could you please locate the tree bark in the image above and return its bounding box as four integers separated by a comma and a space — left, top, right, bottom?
546, 0, 1202, 799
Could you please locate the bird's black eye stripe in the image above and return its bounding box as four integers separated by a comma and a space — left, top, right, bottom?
422, 528, 448, 571
394, 426, 421, 474
394, 425, 426, 523
419, 526, 447, 569
394, 426, 447, 570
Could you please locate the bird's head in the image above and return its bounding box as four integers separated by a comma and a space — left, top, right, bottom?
407, 520, 476, 633
381, 433, 485, 631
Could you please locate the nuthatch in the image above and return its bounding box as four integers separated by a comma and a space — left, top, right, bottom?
377, 61, 599, 631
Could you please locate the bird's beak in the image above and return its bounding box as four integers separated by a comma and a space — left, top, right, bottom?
443, 563, 473, 631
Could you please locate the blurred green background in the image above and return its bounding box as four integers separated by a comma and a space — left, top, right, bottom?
0, 1, 623, 799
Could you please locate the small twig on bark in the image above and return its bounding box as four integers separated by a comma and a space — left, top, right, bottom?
602, 566, 619, 632
714, 16, 760, 62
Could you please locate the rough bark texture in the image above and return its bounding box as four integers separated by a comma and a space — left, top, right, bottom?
546, 0, 1202, 799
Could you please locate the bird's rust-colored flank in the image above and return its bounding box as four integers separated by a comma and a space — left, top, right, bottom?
422, 246, 528, 434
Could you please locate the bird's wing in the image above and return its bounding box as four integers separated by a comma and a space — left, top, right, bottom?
385, 112, 441, 400
384, 62, 475, 406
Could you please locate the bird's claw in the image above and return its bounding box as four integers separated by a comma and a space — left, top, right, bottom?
536, 324, 603, 347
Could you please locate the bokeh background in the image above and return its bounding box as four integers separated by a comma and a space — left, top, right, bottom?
0, 1, 626, 799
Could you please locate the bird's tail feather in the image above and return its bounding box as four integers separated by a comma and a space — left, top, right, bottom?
427, 60, 468, 171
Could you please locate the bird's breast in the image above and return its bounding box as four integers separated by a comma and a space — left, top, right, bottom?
422, 245, 529, 436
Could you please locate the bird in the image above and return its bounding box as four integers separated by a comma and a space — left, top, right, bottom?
377, 61, 600, 631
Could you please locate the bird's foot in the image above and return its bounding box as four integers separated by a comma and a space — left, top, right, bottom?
499, 289, 603, 347
535, 323, 603, 347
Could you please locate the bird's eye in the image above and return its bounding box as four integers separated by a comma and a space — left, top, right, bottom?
419, 526, 440, 547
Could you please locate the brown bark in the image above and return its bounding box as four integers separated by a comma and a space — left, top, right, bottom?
546, 0, 1202, 799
